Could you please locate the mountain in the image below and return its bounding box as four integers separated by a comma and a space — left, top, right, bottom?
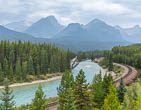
5, 20, 28, 32
24, 16, 64, 38
115, 25, 141, 43
54, 19, 125, 42
84, 19, 124, 42
0, 25, 35, 40
54, 23, 87, 41
53, 19, 129, 51
0, 17, 131, 51
0, 25, 53, 44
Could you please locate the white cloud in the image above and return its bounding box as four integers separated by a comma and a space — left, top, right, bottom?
0, 0, 141, 27
82, 0, 129, 15
0, 0, 22, 14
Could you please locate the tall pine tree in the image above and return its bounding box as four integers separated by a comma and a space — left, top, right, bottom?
57, 71, 74, 110
27, 56, 35, 75
74, 69, 91, 110
0, 78, 15, 110
103, 73, 113, 97
30, 85, 48, 110
118, 78, 126, 103
103, 83, 121, 110
91, 70, 105, 109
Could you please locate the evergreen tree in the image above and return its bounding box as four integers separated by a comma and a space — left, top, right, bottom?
103, 83, 121, 110
30, 85, 48, 110
0, 63, 4, 84
103, 73, 113, 97
22, 62, 28, 80
108, 52, 113, 71
0, 104, 5, 110
118, 78, 126, 103
9, 50, 15, 65
15, 58, 22, 81
49, 55, 57, 73
40, 50, 48, 74
27, 56, 35, 75
57, 71, 74, 110
0, 78, 15, 110
3, 58, 9, 77
74, 69, 91, 110
62, 88, 76, 110
122, 83, 141, 110
66, 50, 71, 69
0, 41, 71, 83
91, 70, 105, 109
36, 64, 41, 76
8, 64, 13, 81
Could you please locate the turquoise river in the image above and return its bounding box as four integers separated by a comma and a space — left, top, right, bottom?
0, 60, 105, 106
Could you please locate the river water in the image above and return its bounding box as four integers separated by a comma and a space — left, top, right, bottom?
0, 60, 105, 106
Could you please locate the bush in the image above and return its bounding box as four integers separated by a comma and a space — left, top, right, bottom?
46, 74, 54, 78
39, 75, 46, 80
28, 75, 36, 81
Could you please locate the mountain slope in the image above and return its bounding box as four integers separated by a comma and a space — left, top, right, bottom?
115, 25, 141, 43
53, 19, 129, 51
5, 20, 28, 32
84, 19, 124, 42
24, 16, 64, 38
0, 25, 53, 44
0, 25, 35, 40
54, 19, 125, 42
54, 23, 87, 41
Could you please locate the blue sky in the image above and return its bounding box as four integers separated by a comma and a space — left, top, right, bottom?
0, 0, 141, 27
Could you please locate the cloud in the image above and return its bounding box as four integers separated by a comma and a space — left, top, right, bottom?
0, 0, 141, 27
81, 0, 129, 15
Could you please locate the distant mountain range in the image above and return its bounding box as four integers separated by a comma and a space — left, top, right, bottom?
115, 25, 141, 43
52, 18, 129, 50
2, 15, 141, 51
24, 16, 64, 38
0, 25, 52, 44
5, 20, 29, 32
0, 25, 34, 40
54, 19, 124, 42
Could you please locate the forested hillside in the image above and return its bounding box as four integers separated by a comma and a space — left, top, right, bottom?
104, 44, 141, 69
0, 40, 72, 84
77, 50, 104, 61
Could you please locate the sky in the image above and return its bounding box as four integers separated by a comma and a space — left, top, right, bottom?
0, 0, 141, 28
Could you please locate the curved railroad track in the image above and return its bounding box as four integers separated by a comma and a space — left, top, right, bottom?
48, 101, 58, 110
114, 63, 138, 87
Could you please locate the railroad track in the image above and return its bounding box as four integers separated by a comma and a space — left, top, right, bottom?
48, 101, 58, 107
114, 64, 138, 87
48, 101, 58, 110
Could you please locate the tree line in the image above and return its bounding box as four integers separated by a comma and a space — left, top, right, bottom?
77, 50, 104, 61
104, 44, 141, 68
101, 44, 141, 77
0, 40, 73, 84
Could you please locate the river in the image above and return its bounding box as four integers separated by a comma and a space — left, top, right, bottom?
0, 60, 105, 106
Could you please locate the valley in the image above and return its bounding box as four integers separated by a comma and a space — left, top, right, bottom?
1, 1, 141, 109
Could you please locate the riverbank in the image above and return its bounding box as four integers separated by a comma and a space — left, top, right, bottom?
0, 58, 79, 89
0, 76, 62, 89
